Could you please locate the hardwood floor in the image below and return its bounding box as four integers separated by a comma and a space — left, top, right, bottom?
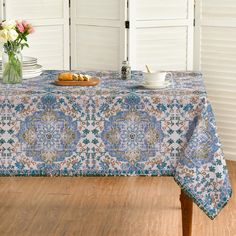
0, 161, 235, 236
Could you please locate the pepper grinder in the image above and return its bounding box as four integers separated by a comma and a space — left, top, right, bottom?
121, 61, 131, 80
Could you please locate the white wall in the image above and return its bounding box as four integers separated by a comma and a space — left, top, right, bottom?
195, 0, 236, 161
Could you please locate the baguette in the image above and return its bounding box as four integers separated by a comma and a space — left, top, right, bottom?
58, 72, 73, 81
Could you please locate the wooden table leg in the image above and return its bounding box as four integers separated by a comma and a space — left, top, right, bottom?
180, 190, 193, 236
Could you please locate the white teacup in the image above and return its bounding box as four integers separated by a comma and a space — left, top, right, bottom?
143, 71, 170, 85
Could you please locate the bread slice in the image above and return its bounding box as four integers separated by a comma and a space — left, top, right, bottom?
83, 75, 90, 81
78, 74, 85, 81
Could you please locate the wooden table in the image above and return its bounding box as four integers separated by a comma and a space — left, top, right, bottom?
0, 70, 231, 228
180, 190, 193, 236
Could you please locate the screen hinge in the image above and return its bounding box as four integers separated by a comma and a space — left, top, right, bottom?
193, 18, 195, 27
125, 21, 130, 29
69, 56, 72, 69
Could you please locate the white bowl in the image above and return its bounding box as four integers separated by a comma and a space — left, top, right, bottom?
143, 71, 168, 85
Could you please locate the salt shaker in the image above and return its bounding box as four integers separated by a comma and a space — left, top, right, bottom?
121, 61, 131, 80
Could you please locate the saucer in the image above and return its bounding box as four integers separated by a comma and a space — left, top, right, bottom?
142, 81, 171, 89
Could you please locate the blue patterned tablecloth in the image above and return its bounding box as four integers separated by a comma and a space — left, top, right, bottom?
0, 70, 232, 219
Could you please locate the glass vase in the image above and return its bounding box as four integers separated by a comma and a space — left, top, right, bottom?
2, 47, 23, 84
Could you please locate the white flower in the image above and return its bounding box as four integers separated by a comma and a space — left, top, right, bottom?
0, 20, 18, 42
8, 29, 18, 41
0, 28, 18, 42
1, 20, 16, 30
0, 29, 9, 43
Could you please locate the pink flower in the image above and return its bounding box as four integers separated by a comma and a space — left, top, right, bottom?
22, 20, 35, 34
16, 20, 35, 34
22, 20, 29, 28
16, 20, 24, 33
27, 24, 35, 34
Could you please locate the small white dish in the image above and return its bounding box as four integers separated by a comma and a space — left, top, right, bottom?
143, 71, 172, 85
142, 81, 171, 89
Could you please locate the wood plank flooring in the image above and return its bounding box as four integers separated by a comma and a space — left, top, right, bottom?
0, 161, 235, 236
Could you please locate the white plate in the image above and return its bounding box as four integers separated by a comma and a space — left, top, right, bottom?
0, 64, 36, 68
0, 56, 37, 68
24, 64, 42, 69
23, 64, 42, 72
0, 64, 43, 79
22, 58, 37, 65
0, 56, 37, 62
142, 81, 171, 89
23, 71, 42, 79
0, 64, 42, 72
0, 71, 42, 79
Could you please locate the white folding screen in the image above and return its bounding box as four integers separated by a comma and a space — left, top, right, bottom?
2, 0, 193, 72
70, 0, 127, 71
128, 0, 194, 71
0, 0, 3, 21
4, 0, 70, 70
195, 0, 236, 161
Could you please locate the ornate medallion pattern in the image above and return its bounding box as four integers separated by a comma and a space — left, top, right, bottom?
17, 95, 80, 163
102, 95, 164, 164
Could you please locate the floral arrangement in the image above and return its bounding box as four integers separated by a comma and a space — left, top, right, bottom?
0, 20, 34, 83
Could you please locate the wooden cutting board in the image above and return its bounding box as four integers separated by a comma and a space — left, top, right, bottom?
54, 77, 100, 86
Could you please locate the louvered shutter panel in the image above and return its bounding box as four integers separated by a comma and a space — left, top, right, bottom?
0, 0, 3, 21
195, 0, 236, 161
70, 0, 127, 71
129, 0, 194, 71
4, 0, 70, 70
